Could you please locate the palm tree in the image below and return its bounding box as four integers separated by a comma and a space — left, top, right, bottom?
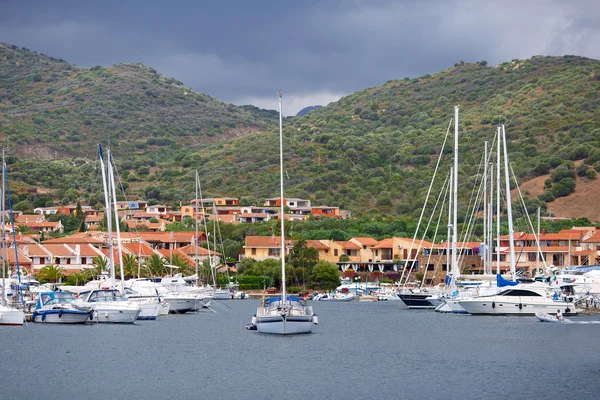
122, 254, 139, 279
144, 254, 166, 278
67, 271, 89, 286
164, 253, 191, 276
37, 265, 65, 283
91, 255, 108, 277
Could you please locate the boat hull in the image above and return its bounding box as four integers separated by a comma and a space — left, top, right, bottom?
458, 298, 577, 316
137, 303, 160, 320
33, 310, 90, 324
256, 315, 315, 335
93, 308, 141, 323
0, 308, 25, 326
398, 293, 435, 309
164, 297, 195, 313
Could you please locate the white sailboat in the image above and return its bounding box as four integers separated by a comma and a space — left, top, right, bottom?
0, 149, 25, 326
250, 92, 317, 335
79, 145, 140, 323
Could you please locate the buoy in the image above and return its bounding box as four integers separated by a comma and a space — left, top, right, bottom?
519, 303, 522, 310
492, 301, 496, 309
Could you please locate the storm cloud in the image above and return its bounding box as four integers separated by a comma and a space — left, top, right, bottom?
1, 0, 599, 114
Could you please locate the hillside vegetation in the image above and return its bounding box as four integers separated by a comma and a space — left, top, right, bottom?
2, 43, 600, 222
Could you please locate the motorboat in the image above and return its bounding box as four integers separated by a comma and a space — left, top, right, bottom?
251, 296, 318, 334
32, 291, 92, 324
0, 304, 25, 326
457, 286, 578, 316
79, 289, 141, 323
122, 288, 161, 320
397, 289, 437, 309
318, 292, 356, 301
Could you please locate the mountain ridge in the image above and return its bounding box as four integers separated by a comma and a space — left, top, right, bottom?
1, 43, 600, 221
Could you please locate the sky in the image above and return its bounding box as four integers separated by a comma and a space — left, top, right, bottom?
1, 0, 600, 115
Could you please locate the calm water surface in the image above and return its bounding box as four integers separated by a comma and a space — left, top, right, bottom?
1, 300, 599, 400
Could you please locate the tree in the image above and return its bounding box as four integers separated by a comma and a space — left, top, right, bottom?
287, 239, 319, 272
164, 253, 192, 275
144, 254, 166, 277
122, 254, 139, 278
91, 255, 108, 276
37, 265, 65, 283
65, 271, 89, 286
311, 261, 341, 290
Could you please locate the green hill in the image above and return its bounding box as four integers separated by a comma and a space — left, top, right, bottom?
0, 42, 276, 159
2, 43, 600, 221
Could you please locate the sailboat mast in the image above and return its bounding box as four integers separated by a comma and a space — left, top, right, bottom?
536, 207, 540, 273
108, 150, 125, 291
447, 166, 453, 281
195, 170, 199, 287
488, 163, 494, 275
98, 145, 114, 287
279, 91, 287, 302
502, 125, 516, 280
496, 127, 501, 275
483, 141, 488, 274
451, 106, 458, 279
1, 149, 5, 305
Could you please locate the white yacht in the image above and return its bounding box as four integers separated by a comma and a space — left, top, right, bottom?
0, 304, 25, 326
457, 286, 578, 316
79, 289, 141, 323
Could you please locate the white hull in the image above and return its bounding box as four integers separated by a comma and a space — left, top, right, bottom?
458, 298, 577, 316
213, 289, 230, 300
256, 315, 315, 334
137, 303, 160, 320
435, 299, 468, 314
164, 297, 195, 313
158, 302, 170, 315
0, 307, 25, 326
92, 307, 141, 323
34, 311, 90, 324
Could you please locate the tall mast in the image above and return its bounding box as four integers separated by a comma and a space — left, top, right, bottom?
279, 91, 287, 302
483, 141, 488, 274
5, 158, 23, 304
98, 145, 114, 287
502, 125, 516, 280
1, 150, 6, 305
451, 106, 459, 279
108, 150, 125, 291
447, 166, 453, 282
496, 127, 501, 275
536, 207, 540, 273
195, 170, 199, 287
488, 163, 494, 275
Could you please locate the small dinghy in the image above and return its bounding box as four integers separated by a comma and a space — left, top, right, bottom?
535, 312, 570, 323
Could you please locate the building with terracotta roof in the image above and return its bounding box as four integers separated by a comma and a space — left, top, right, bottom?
243, 236, 295, 260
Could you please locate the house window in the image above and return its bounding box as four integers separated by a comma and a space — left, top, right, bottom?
251, 248, 256, 256
334, 249, 339, 257
82, 257, 87, 265
527, 253, 537, 262
268, 248, 281, 257
324, 249, 329, 254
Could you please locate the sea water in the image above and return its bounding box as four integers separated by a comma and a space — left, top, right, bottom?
1, 300, 598, 400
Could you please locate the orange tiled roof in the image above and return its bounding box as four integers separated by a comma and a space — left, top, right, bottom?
18, 244, 50, 257
306, 240, 330, 250
433, 241, 482, 249
352, 237, 378, 246
582, 233, 600, 243
245, 236, 295, 248
156, 249, 194, 266
336, 241, 361, 250
573, 249, 597, 256
122, 242, 156, 256
177, 244, 221, 257
42, 236, 104, 245
43, 244, 76, 257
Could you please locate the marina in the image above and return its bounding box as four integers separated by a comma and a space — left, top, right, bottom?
2, 299, 600, 400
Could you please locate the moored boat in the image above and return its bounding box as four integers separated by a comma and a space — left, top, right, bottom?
32, 291, 92, 324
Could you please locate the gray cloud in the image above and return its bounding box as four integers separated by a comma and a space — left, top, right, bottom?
1, 0, 600, 115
